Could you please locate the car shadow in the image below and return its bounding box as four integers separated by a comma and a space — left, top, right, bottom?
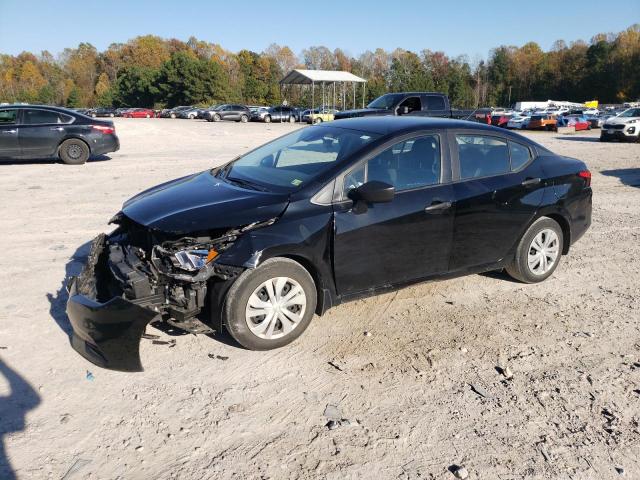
553, 136, 601, 142
46, 241, 93, 338
0, 155, 112, 166
0, 358, 40, 480
47, 240, 244, 350
601, 168, 640, 188
479, 269, 522, 284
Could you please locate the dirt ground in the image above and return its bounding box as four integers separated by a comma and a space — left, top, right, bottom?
0, 118, 638, 480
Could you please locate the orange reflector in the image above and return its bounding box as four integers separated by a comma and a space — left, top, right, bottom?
206, 249, 219, 263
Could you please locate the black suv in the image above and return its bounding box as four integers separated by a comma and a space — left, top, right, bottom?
0, 105, 119, 164
205, 104, 251, 123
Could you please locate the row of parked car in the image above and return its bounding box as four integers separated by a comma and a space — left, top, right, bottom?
76, 105, 341, 124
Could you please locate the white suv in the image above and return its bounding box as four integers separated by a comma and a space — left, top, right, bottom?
601, 108, 640, 142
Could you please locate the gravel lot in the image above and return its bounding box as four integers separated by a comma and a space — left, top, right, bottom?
0, 118, 639, 480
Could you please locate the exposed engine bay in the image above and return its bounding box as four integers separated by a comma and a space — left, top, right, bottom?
76, 213, 275, 332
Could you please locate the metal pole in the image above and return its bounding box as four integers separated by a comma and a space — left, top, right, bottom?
353, 82, 356, 109
312, 80, 314, 122
362, 82, 366, 108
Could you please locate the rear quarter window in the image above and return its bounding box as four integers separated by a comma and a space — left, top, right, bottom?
456, 135, 510, 179
509, 141, 532, 171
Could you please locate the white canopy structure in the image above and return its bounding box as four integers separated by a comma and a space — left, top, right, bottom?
280, 69, 367, 113
280, 69, 366, 85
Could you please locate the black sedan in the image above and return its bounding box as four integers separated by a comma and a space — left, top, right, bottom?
66, 117, 592, 371
0, 105, 119, 164
260, 106, 302, 123
89, 107, 118, 118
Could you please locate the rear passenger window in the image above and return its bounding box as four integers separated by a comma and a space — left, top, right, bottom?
456, 135, 510, 179
23, 109, 70, 125
0, 109, 17, 124
342, 134, 441, 197
509, 142, 531, 170
425, 95, 446, 110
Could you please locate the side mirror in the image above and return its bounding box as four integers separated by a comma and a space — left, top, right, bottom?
349, 181, 395, 204
398, 106, 410, 115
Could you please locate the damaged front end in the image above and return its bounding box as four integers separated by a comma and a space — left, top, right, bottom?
66, 215, 268, 371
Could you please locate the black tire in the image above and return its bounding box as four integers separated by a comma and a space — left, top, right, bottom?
213, 113, 221, 122
505, 217, 563, 284
264, 115, 271, 123
240, 114, 248, 123
223, 257, 317, 350
58, 138, 90, 165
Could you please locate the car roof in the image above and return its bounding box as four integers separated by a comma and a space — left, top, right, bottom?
330, 116, 505, 135
328, 116, 552, 153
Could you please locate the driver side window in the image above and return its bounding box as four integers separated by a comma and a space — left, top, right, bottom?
397, 97, 422, 114
342, 134, 441, 198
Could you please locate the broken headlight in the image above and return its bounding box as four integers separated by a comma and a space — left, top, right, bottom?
172, 248, 219, 272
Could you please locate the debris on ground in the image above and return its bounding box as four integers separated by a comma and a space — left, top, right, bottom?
141, 333, 160, 340
152, 339, 177, 347
208, 354, 229, 361
85, 371, 94, 381
323, 404, 342, 420
328, 360, 344, 372
469, 383, 491, 399
61, 458, 91, 480
449, 465, 469, 479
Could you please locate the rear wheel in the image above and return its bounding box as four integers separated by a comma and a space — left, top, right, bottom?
223, 258, 317, 350
58, 139, 90, 165
170, 113, 176, 119
314, 118, 323, 124
145, 114, 150, 118
505, 217, 563, 283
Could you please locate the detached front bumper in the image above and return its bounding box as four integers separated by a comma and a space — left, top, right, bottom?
66, 235, 160, 372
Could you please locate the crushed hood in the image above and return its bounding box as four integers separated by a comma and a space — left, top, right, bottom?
122, 171, 289, 234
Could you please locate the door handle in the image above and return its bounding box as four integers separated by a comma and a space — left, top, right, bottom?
2, 129, 17, 134
522, 177, 541, 187
425, 201, 452, 212
50, 127, 64, 131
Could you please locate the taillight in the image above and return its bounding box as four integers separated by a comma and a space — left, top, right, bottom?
578, 170, 591, 187
91, 125, 115, 135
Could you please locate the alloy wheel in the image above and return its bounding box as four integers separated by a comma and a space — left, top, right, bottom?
528, 228, 560, 275
245, 277, 307, 340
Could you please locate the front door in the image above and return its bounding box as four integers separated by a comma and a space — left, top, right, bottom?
333, 133, 455, 295
449, 133, 545, 270
18, 108, 70, 158
0, 108, 20, 158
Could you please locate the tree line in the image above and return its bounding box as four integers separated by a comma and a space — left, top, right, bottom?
0, 25, 638, 110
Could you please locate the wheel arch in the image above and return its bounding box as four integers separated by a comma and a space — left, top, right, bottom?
269, 253, 333, 316
530, 210, 571, 255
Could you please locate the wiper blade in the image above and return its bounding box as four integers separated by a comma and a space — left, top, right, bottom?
225, 176, 268, 192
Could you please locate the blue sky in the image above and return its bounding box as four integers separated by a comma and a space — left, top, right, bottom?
0, 0, 637, 59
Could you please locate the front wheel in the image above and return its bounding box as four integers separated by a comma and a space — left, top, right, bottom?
240, 114, 248, 123
223, 258, 317, 350
289, 115, 296, 123
314, 118, 323, 124
505, 217, 563, 283
264, 115, 271, 123
213, 114, 221, 122
59, 139, 90, 165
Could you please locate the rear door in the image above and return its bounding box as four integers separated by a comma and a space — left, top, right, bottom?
19, 109, 72, 158
421, 95, 450, 118
0, 108, 20, 158
333, 132, 455, 294
449, 131, 545, 270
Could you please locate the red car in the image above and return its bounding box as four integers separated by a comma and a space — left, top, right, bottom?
562, 115, 591, 131
123, 108, 155, 118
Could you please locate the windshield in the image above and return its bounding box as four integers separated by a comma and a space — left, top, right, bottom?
619, 108, 640, 118
367, 93, 404, 110
217, 126, 380, 192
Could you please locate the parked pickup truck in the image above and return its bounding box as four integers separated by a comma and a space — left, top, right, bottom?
333, 92, 474, 120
